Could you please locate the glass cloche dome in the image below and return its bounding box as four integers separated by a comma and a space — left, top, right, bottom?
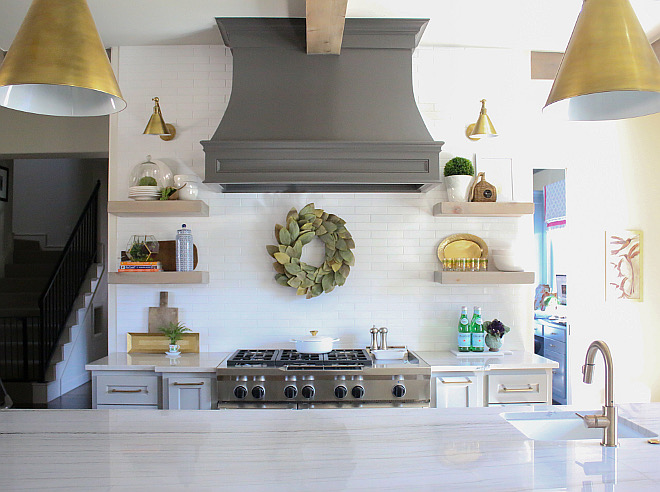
129, 155, 166, 188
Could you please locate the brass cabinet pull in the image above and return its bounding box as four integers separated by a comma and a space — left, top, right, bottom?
440, 379, 472, 384
109, 388, 143, 393
173, 382, 204, 386
501, 385, 535, 393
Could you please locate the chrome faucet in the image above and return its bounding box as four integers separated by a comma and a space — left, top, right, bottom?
580, 340, 618, 447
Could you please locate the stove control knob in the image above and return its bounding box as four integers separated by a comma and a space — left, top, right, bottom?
234, 385, 248, 399
284, 385, 298, 399
301, 385, 315, 399
352, 385, 365, 399
392, 384, 406, 398
334, 385, 348, 399
251, 385, 265, 400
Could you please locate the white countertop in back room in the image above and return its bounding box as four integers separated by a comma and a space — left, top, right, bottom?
1, 404, 659, 491
85, 352, 231, 372
416, 350, 558, 372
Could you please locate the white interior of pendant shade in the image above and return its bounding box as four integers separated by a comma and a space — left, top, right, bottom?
0, 84, 126, 117
543, 90, 660, 121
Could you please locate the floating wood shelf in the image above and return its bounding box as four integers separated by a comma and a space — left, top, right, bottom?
433, 202, 534, 217
109, 271, 209, 285
108, 200, 209, 217
434, 271, 535, 285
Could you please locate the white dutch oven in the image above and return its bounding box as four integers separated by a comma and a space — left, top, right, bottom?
291, 331, 339, 354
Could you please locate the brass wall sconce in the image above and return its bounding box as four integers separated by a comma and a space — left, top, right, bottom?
466, 99, 498, 140
143, 97, 176, 141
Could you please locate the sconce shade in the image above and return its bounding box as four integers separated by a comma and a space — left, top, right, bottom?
544, 0, 660, 121
467, 99, 498, 140
144, 97, 176, 141
0, 0, 126, 117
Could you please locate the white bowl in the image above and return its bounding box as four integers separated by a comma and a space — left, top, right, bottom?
174, 174, 201, 187
492, 255, 523, 272
178, 182, 199, 200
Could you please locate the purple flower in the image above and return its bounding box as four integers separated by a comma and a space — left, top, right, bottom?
484, 319, 510, 338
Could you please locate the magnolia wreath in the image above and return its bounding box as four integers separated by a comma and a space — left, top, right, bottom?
266, 203, 355, 298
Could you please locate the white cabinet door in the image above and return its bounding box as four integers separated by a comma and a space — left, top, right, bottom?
433, 373, 482, 408
165, 376, 214, 410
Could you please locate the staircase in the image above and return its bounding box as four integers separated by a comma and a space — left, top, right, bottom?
0, 181, 102, 405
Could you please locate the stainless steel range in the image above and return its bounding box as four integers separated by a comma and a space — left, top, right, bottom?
216, 349, 431, 409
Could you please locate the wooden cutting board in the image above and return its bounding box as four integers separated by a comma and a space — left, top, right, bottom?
148, 292, 179, 333
153, 241, 199, 272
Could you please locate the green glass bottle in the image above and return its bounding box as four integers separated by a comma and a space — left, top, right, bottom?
457, 306, 470, 352
470, 306, 484, 352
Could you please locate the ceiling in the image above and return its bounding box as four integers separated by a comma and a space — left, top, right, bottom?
2, 0, 660, 52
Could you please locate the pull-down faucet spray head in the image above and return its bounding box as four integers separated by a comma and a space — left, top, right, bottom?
582, 362, 595, 384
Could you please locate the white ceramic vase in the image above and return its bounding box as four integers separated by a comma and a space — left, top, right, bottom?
445, 175, 475, 202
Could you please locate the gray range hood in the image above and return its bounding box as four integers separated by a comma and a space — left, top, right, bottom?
201, 18, 444, 193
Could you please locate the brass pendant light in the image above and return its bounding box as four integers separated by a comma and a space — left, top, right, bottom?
144, 97, 176, 141
0, 0, 126, 117
544, 0, 660, 121
466, 99, 498, 140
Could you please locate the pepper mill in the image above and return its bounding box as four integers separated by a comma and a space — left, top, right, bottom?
378, 327, 388, 350
370, 325, 379, 351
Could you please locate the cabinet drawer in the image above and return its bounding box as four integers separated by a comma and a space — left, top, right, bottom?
96, 375, 159, 406
488, 373, 548, 404
543, 324, 566, 343
544, 337, 566, 355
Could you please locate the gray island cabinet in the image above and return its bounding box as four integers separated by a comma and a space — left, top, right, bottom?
86, 353, 229, 410
417, 351, 557, 408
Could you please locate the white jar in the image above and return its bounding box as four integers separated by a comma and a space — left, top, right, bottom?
178, 182, 199, 200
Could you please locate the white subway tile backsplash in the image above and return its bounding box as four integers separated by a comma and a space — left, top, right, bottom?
109, 45, 531, 353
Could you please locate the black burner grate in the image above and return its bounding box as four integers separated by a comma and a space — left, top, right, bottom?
226, 349, 280, 366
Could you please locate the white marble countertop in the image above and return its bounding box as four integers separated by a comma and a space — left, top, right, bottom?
85, 352, 231, 372
417, 350, 559, 372
1, 403, 659, 491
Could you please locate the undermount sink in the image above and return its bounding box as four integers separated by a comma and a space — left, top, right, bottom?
502, 410, 657, 441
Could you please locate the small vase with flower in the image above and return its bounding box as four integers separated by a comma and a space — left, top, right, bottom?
483, 319, 510, 352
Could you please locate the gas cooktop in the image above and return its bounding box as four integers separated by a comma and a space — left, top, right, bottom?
226, 348, 373, 368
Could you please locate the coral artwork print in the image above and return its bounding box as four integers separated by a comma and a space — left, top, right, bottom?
606, 231, 642, 301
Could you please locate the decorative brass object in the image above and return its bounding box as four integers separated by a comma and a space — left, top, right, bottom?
466, 99, 498, 140
0, 0, 126, 116
144, 97, 176, 141
437, 233, 488, 262
127, 333, 199, 354
544, 0, 660, 121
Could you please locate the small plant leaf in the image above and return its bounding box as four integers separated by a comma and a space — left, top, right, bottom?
286, 207, 299, 221
322, 221, 337, 233
315, 225, 327, 236
275, 274, 290, 286
279, 227, 292, 246
287, 276, 302, 288
339, 264, 350, 278
288, 219, 300, 240
266, 245, 279, 257
335, 272, 346, 286
299, 231, 315, 245
299, 203, 315, 216
284, 262, 302, 275
275, 224, 284, 241
273, 262, 285, 274
345, 238, 356, 249
339, 249, 355, 266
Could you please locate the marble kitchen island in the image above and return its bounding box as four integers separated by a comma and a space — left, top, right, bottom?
1, 404, 659, 491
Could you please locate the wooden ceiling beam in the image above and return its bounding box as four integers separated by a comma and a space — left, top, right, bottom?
306, 0, 348, 55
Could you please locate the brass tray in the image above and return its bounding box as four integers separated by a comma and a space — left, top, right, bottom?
127, 333, 199, 354
437, 233, 488, 261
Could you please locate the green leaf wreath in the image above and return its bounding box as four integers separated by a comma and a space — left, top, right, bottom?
266, 203, 355, 298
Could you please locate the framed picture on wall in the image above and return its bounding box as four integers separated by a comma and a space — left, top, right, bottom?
0, 166, 8, 202
606, 230, 642, 301
474, 155, 514, 202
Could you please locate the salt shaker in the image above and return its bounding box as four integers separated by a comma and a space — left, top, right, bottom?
378, 327, 388, 350
370, 325, 379, 351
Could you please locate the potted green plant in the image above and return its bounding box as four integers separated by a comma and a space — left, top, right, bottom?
443, 157, 475, 202
159, 321, 191, 354
483, 319, 510, 352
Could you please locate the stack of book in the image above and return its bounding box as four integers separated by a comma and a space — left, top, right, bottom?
119, 261, 162, 272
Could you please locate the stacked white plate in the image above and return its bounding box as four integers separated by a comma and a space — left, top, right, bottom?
129, 186, 160, 201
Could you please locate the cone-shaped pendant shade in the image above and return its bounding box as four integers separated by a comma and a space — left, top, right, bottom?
467, 99, 498, 140
0, 0, 126, 116
544, 0, 660, 121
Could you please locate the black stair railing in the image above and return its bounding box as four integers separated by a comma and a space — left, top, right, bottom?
37, 180, 100, 381
0, 181, 100, 383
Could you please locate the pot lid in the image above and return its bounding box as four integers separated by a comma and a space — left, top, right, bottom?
294, 330, 339, 343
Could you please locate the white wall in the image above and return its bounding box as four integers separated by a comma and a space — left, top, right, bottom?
108, 45, 535, 355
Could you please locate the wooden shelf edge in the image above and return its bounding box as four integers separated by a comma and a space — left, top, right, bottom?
108, 200, 209, 217
434, 271, 535, 285
109, 271, 209, 284
432, 202, 534, 217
